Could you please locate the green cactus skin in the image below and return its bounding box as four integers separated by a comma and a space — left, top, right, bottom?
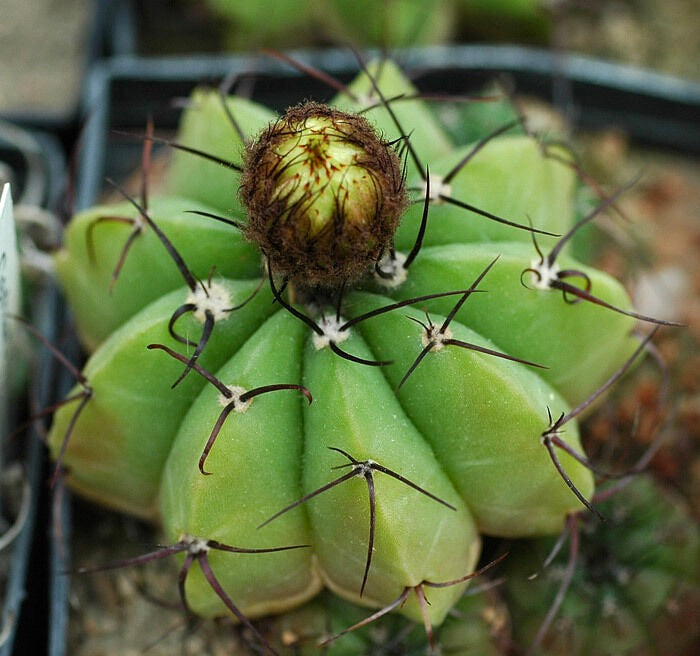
166, 91, 277, 217
55, 196, 260, 350
48, 59, 655, 643
393, 137, 576, 250
389, 242, 639, 403
52, 279, 276, 518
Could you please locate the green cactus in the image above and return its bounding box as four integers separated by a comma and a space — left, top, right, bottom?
48, 58, 672, 651
203, 0, 457, 51
502, 475, 700, 655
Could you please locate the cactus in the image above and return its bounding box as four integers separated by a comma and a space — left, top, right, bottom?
502, 475, 700, 655
202, 0, 457, 50
48, 57, 674, 651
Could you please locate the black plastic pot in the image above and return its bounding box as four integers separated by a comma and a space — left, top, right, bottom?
0, 123, 66, 656
47, 45, 700, 656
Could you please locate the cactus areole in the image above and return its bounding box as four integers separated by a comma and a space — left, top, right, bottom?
48, 59, 668, 650
241, 102, 408, 288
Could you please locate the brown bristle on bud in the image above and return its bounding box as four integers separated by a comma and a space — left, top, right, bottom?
240, 102, 408, 289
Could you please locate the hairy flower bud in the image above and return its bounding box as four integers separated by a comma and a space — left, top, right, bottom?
240, 102, 408, 288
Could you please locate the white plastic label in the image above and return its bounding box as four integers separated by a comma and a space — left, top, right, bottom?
1, 183, 21, 435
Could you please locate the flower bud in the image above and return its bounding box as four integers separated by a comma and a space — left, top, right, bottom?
240, 102, 408, 288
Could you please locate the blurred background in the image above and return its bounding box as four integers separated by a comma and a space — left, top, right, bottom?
1, 0, 698, 123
